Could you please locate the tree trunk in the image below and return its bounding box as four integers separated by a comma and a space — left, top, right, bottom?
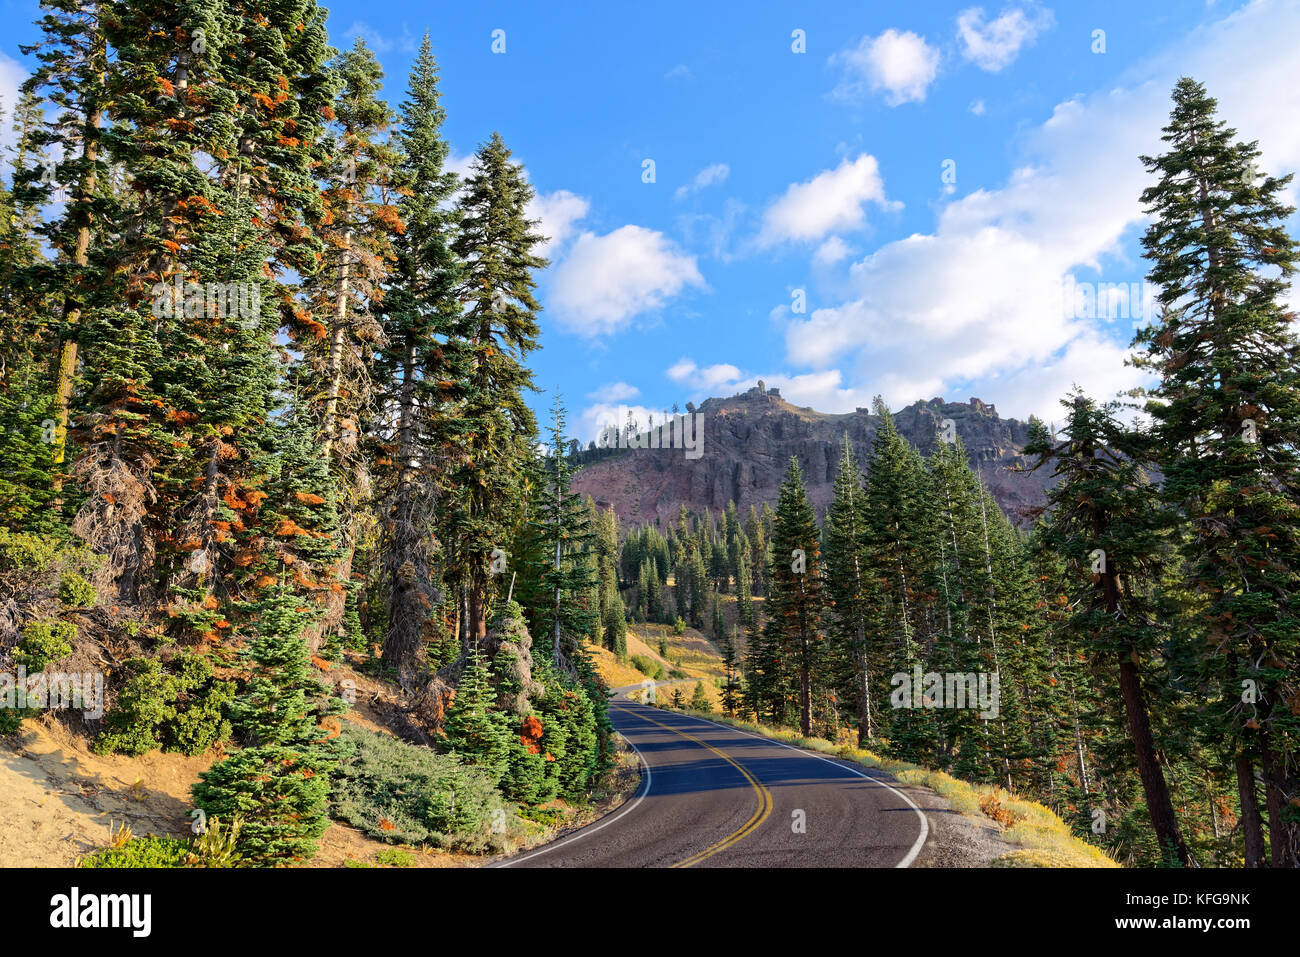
1259, 726, 1296, 868
1117, 652, 1191, 866
1235, 751, 1266, 868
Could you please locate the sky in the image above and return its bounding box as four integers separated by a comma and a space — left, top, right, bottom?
2, 0, 1299, 441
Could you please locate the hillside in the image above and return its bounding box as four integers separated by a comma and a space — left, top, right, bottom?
572, 385, 1051, 525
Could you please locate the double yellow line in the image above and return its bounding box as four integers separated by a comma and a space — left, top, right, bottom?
622, 706, 772, 867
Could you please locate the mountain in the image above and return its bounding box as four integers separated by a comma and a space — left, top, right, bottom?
571, 383, 1051, 526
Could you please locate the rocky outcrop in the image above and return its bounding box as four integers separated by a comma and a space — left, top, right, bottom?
572, 388, 1052, 526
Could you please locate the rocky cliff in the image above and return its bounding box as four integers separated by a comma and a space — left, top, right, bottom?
571, 385, 1051, 526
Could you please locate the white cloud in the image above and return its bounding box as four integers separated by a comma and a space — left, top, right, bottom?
664, 360, 880, 413
665, 64, 692, 81
549, 226, 705, 336
970, 99, 987, 115
831, 29, 940, 106
676, 198, 748, 262
674, 162, 730, 201
813, 236, 852, 267
757, 153, 896, 247
587, 381, 640, 403
343, 21, 417, 55
667, 359, 743, 392
777, 0, 1300, 423
528, 189, 590, 258
956, 5, 1054, 71
0, 53, 28, 155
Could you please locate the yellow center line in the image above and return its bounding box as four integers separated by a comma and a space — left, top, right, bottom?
618, 704, 772, 868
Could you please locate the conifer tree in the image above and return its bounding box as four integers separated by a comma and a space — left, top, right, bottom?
18, 0, 112, 476
191, 586, 341, 865
372, 33, 463, 688
720, 625, 742, 717
442, 643, 511, 784
295, 38, 399, 647
768, 456, 824, 736
523, 394, 599, 669
823, 434, 876, 744
1134, 77, 1300, 866
1025, 394, 1193, 866
445, 132, 547, 647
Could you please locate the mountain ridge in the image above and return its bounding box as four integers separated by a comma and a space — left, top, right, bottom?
571, 383, 1051, 525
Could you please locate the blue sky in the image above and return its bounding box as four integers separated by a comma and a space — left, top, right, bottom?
3, 0, 1298, 439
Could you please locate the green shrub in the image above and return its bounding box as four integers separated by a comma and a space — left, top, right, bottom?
0, 528, 60, 572
374, 848, 416, 867
516, 805, 564, 826
0, 708, 29, 735
58, 571, 97, 608
629, 654, 656, 676
169, 678, 236, 755
79, 837, 191, 869
95, 652, 233, 757
672, 617, 686, 636
331, 725, 520, 853
14, 619, 76, 671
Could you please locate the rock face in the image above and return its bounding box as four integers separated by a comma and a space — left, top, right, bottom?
571, 387, 1052, 526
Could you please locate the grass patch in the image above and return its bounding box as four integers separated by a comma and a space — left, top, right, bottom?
374, 848, 417, 868
79, 836, 191, 869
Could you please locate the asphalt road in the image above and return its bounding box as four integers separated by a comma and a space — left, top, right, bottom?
495, 690, 930, 868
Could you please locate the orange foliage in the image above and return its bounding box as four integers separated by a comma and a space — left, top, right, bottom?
519, 715, 544, 754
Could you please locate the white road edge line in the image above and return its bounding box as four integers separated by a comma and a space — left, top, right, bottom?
492, 703, 652, 868
660, 708, 931, 868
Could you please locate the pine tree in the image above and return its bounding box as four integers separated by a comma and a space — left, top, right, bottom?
373, 33, 462, 688
445, 132, 547, 648
523, 394, 599, 669
442, 643, 511, 784
720, 625, 742, 717
191, 586, 341, 865
17, 0, 112, 478
690, 681, 711, 713
295, 38, 399, 649
1134, 77, 1300, 866
862, 401, 930, 753
1025, 394, 1193, 866
767, 456, 824, 736
823, 434, 875, 744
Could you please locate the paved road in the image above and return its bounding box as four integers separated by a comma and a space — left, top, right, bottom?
495, 691, 930, 868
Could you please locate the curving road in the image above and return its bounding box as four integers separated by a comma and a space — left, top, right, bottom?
495, 689, 931, 868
